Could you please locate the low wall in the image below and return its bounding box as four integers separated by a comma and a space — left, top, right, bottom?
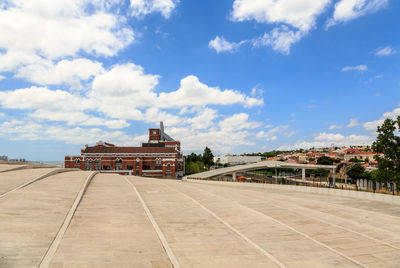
185, 179, 400, 206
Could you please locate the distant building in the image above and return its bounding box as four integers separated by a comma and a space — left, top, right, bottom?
65, 122, 184, 178
8, 158, 26, 162
0, 155, 8, 161
343, 151, 379, 162
214, 155, 262, 166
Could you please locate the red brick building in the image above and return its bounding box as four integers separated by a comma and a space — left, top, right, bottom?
65, 122, 184, 178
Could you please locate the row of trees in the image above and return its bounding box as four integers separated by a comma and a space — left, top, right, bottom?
184, 147, 214, 175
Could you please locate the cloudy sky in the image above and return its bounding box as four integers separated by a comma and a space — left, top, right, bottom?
0, 0, 399, 160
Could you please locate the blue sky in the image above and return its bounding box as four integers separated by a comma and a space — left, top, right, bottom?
0, 0, 399, 161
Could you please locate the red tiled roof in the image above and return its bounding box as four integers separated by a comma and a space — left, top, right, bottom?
347, 151, 376, 155
83, 146, 176, 154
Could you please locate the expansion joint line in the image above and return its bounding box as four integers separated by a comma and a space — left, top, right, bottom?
0, 168, 76, 199
162, 182, 286, 268
259, 194, 400, 251
38, 171, 98, 268
182, 182, 369, 268
124, 177, 181, 268
196, 182, 400, 251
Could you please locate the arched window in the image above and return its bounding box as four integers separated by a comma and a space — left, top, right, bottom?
167, 164, 171, 171
155, 158, 162, 170
136, 158, 140, 168
94, 159, 101, 170
74, 159, 80, 168
85, 159, 92, 170
116, 158, 123, 170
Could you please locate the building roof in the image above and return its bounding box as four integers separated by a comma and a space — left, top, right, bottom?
83, 145, 176, 154
346, 151, 376, 155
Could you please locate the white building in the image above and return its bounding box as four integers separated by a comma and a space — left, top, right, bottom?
214, 155, 262, 166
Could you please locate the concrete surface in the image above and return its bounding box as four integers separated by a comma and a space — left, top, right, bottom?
0, 168, 59, 195
0, 164, 26, 172
50, 174, 172, 268
1, 165, 399, 267
187, 179, 400, 205
0, 171, 89, 267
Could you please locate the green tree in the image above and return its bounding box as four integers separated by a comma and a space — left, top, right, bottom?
372, 117, 400, 189
311, 168, 329, 178
317, 156, 334, 165
202, 147, 214, 167
347, 163, 365, 181
187, 161, 200, 175
349, 157, 363, 163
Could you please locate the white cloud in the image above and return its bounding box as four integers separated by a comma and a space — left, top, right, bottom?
328, 0, 389, 27
231, 0, 331, 32
156, 75, 263, 108
142, 107, 182, 126
0, 75, 5, 80
130, 0, 179, 19
15, 58, 104, 89
0, 112, 4, 118
0, 119, 133, 145
375, 46, 396, 56
363, 107, 400, 131
256, 125, 294, 141
219, 113, 262, 132
0, 61, 262, 131
90, 63, 159, 115
30, 109, 129, 129
208, 36, 245, 53
185, 108, 218, 130
0, 86, 91, 111
342, 64, 367, 72
252, 26, 304, 54
279, 132, 374, 150
0, 0, 134, 71
347, 118, 360, 127
0, 86, 129, 129
329, 124, 342, 129
167, 126, 255, 153
230, 0, 331, 54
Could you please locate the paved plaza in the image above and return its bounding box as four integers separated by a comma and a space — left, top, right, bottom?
0, 165, 399, 267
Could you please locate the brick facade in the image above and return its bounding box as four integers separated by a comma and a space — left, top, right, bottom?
65, 122, 184, 178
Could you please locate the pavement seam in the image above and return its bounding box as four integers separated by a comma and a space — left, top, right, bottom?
188, 179, 400, 218
180, 181, 369, 268
124, 176, 181, 268
162, 182, 287, 268
0, 168, 78, 199
38, 171, 98, 268
240, 188, 400, 251
190, 181, 400, 251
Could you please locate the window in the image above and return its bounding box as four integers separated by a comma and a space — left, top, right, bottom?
155, 158, 162, 170
153, 130, 157, 134
167, 164, 171, 171
127, 165, 133, 170
85, 159, 92, 170
136, 158, 140, 168
116, 159, 123, 170
74, 159, 80, 169
94, 159, 101, 170
143, 165, 152, 170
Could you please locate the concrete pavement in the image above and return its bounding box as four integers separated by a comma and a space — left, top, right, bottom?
1, 166, 399, 267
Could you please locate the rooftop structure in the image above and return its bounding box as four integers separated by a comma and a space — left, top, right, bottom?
65, 122, 184, 178
0, 164, 399, 267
